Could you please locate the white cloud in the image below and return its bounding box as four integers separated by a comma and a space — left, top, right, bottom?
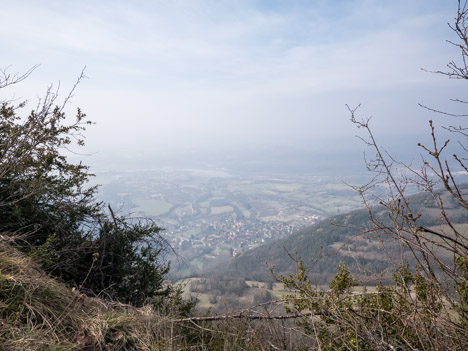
0, 0, 461, 157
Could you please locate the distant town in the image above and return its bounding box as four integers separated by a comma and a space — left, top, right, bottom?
162, 214, 320, 257
95, 167, 366, 275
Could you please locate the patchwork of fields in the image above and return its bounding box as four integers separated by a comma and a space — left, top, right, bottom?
95, 168, 367, 276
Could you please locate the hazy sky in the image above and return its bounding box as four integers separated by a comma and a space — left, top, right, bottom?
1, 0, 465, 168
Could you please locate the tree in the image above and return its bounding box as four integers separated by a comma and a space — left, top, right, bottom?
0, 69, 98, 245
276, 1, 468, 349
0, 68, 187, 308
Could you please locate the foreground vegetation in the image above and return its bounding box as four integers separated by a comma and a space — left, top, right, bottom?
0, 237, 315, 350
1, 1, 468, 350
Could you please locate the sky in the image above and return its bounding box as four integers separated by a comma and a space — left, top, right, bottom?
0, 0, 465, 171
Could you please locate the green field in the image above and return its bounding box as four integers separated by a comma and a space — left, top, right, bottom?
178, 278, 290, 310
178, 277, 383, 312
134, 199, 173, 216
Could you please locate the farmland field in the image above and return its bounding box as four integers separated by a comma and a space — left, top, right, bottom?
95, 167, 369, 277
134, 199, 173, 216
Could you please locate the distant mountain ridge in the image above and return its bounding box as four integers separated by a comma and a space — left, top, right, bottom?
220, 185, 468, 283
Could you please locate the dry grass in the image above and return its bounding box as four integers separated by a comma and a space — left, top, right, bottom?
0, 236, 183, 351
0, 237, 303, 351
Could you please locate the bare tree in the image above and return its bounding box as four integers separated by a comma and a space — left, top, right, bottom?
273, 2, 468, 350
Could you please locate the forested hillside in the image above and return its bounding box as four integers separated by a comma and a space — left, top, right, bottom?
226, 185, 468, 283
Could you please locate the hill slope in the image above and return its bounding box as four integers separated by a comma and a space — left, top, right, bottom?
0, 237, 172, 350
223, 186, 468, 283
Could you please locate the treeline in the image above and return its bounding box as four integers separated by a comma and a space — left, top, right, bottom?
189, 274, 248, 296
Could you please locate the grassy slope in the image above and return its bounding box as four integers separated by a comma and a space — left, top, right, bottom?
0, 239, 313, 350
0, 238, 180, 351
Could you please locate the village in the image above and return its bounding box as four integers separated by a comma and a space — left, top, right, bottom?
163, 213, 320, 257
